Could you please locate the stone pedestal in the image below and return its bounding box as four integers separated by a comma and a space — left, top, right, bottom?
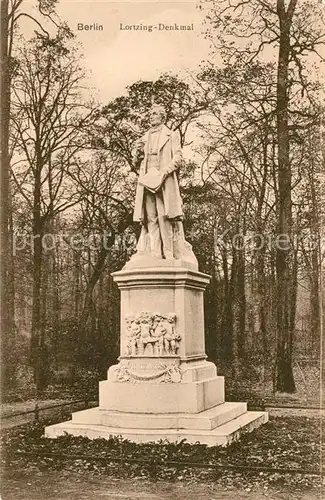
45, 261, 268, 446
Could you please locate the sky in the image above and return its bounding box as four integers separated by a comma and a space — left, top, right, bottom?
21, 0, 211, 103
19, 0, 324, 104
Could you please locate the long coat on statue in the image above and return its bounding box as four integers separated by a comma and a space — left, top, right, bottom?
133, 124, 183, 222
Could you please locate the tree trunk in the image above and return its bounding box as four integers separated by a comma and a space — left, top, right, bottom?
30, 166, 46, 394
73, 251, 82, 318
274, 0, 297, 393
255, 132, 270, 366
79, 216, 130, 328
0, 0, 16, 398
220, 246, 233, 365
308, 134, 321, 353
51, 242, 60, 330
237, 247, 246, 359
79, 246, 109, 328
231, 243, 246, 378
255, 245, 269, 363
310, 247, 320, 353
204, 261, 219, 362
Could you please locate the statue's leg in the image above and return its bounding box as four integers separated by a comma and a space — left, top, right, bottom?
145, 191, 163, 258
156, 192, 173, 259
173, 221, 198, 266
136, 225, 150, 253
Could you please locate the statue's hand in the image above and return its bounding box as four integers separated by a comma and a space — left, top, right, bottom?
134, 154, 144, 170
161, 169, 170, 183
132, 141, 145, 168
162, 158, 179, 178
137, 148, 145, 160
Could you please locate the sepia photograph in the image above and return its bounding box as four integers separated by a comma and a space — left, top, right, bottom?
0, 0, 324, 498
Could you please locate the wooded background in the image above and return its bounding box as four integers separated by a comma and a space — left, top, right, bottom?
0, 0, 323, 401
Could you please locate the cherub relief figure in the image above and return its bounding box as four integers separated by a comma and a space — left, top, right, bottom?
139, 313, 155, 355
151, 314, 166, 356
124, 311, 181, 356
125, 315, 140, 356
162, 313, 180, 355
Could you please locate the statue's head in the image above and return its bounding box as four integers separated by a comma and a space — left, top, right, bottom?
167, 313, 176, 323
150, 104, 166, 127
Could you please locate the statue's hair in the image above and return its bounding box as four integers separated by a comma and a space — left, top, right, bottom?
150, 104, 167, 122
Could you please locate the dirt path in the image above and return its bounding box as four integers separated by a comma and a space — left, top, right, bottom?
1, 469, 320, 500
1, 400, 87, 430
265, 407, 324, 418
1, 400, 71, 417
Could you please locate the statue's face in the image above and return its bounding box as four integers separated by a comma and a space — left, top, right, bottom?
150, 110, 163, 127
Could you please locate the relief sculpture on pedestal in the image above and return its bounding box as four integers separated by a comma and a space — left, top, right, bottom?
124, 311, 181, 357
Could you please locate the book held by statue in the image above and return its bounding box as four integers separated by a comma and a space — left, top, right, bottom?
138, 168, 164, 193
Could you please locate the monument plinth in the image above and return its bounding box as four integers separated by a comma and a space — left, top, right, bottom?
45, 105, 268, 446
45, 260, 268, 446
100, 264, 224, 415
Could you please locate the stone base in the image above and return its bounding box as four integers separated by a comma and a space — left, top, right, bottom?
45, 403, 268, 447
101, 359, 224, 414
99, 378, 225, 414
44, 265, 269, 447
124, 255, 198, 272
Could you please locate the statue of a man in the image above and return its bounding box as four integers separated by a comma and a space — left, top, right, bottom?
130, 104, 197, 267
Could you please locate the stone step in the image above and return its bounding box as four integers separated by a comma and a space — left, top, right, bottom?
71, 402, 248, 431
45, 410, 268, 447
177, 402, 248, 430
209, 411, 268, 446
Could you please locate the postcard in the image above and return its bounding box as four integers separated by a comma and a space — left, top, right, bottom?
1, 0, 323, 498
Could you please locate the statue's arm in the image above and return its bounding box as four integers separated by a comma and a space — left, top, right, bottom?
132, 136, 146, 169
163, 131, 183, 176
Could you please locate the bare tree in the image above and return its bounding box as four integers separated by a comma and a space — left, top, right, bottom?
68, 151, 134, 327
200, 0, 324, 392
11, 32, 96, 392
0, 0, 66, 396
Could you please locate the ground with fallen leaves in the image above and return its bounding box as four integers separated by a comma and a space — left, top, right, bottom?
1, 415, 323, 499
1, 469, 322, 500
